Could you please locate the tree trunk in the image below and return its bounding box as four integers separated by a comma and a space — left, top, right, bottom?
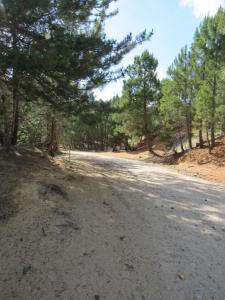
211, 122, 215, 148
124, 140, 131, 152
149, 147, 162, 157
112, 144, 117, 152
47, 116, 58, 156
186, 110, 192, 149
143, 97, 153, 154
10, 27, 20, 146
211, 73, 217, 149
211, 122, 216, 148
184, 67, 192, 150
141, 84, 162, 158
198, 125, 204, 149
180, 138, 185, 153
187, 129, 192, 150
143, 105, 162, 157
0, 95, 10, 148
206, 123, 212, 154
11, 89, 19, 146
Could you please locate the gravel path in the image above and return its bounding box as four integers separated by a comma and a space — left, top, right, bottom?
1, 151, 225, 300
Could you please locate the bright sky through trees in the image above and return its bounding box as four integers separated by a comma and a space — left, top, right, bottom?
95, 0, 225, 100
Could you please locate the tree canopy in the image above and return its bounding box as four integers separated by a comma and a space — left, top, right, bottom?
0, 0, 151, 148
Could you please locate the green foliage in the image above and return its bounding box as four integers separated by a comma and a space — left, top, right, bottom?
160, 8, 225, 150
159, 79, 186, 149
0, 0, 151, 148
160, 80, 184, 129
60, 100, 114, 150
194, 83, 212, 123
125, 50, 160, 106
122, 51, 160, 147
18, 102, 48, 145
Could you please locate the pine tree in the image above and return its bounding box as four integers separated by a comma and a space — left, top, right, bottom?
123, 50, 160, 154
159, 79, 186, 152
0, 0, 151, 148
168, 46, 194, 149
192, 9, 225, 148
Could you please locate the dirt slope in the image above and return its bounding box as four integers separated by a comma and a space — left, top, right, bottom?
175, 136, 225, 183
1, 150, 225, 299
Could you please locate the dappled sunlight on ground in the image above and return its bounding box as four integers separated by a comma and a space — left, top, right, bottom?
1, 149, 225, 299
66, 151, 225, 242
88, 146, 225, 183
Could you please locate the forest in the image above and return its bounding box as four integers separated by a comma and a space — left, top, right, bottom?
1, 1, 225, 156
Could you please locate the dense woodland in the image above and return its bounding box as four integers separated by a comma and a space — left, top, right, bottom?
1, 1, 225, 156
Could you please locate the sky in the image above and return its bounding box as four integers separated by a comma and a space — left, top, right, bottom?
95, 0, 225, 100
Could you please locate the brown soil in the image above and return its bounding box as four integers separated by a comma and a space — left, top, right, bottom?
176, 136, 225, 183
179, 136, 225, 167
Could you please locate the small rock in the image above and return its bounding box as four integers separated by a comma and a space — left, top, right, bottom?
40, 183, 68, 200
125, 263, 134, 271
56, 221, 80, 231
42, 227, 47, 236
178, 274, 185, 280
94, 295, 100, 300
22, 265, 32, 276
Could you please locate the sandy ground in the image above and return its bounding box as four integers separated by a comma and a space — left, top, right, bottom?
1, 150, 225, 300
100, 150, 151, 161
100, 150, 225, 183
174, 162, 225, 183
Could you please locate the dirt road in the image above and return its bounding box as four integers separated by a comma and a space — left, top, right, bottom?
1, 151, 225, 300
